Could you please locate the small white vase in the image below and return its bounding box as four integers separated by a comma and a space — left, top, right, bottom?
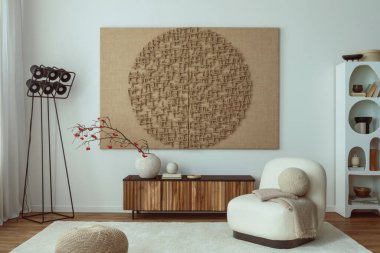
351, 154, 360, 167
135, 153, 161, 178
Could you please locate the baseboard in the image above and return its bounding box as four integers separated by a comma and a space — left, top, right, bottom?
30, 205, 337, 213
326, 205, 335, 212
30, 205, 128, 213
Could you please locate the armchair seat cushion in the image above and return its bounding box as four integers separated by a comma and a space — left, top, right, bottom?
227, 193, 297, 240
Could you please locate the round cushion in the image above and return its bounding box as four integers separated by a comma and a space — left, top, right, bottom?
278, 167, 309, 196
55, 225, 128, 253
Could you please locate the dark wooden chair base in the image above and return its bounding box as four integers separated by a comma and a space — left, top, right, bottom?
233, 231, 314, 249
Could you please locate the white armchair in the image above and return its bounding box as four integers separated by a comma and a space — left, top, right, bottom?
227, 157, 326, 249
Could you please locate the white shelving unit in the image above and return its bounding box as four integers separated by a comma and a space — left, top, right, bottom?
336, 62, 380, 218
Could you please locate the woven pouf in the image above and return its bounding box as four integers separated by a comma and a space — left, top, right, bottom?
55, 225, 128, 253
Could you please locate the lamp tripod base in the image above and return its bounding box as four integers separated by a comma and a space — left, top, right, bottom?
22, 212, 74, 224
21, 96, 75, 223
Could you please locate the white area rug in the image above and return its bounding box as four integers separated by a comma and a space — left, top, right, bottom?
11, 221, 371, 253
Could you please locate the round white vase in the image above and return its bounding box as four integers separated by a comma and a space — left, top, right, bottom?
166, 162, 179, 174
135, 153, 161, 178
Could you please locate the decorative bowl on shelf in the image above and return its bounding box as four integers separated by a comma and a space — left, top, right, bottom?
342, 54, 363, 61
353, 186, 371, 198
352, 84, 364, 93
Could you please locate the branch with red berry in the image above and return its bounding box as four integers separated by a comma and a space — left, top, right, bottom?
71, 117, 149, 157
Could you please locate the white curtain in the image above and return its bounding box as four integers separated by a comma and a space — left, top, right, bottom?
0, 0, 27, 225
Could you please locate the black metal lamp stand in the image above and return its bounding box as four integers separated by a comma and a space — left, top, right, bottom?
21, 65, 75, 223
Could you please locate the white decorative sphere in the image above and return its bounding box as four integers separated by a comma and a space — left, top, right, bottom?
135, 153, 161, 178
166, 162, 179, 174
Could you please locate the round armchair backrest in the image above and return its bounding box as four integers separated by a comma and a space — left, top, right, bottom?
259, 157, 326, 229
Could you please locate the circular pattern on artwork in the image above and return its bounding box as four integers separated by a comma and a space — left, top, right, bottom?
128, 28, 252, 148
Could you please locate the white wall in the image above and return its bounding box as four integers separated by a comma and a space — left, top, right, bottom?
21, 0, 380, 212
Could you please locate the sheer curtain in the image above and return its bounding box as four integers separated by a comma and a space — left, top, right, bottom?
0, 0, 27, 225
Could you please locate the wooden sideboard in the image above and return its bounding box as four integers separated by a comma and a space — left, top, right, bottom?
123, 175, 255, 218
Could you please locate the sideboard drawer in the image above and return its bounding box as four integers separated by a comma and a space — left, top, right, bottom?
162, 181, 192, 211
124, 181, 161, 211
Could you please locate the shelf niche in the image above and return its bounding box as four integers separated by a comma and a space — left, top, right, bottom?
348, 175, 380, 205
348, 100, 380, 134
349, 65, 379, 96
348, 146, 366, 171
370, 138, 380, 171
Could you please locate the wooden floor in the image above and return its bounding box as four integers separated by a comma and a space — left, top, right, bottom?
0, 212, 379, 253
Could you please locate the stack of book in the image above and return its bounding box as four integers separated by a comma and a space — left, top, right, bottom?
350, 195, 379, 205
162, 173, 182, 179
351, 92, 366, 97
365, 82, 380, 97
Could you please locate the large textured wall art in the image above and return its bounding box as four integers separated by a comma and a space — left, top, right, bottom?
100, 28, 279, 149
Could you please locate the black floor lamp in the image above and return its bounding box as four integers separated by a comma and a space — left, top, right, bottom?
21, 65, 75, 223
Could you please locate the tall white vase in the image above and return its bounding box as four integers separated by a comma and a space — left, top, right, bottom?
135, 153, 161, 178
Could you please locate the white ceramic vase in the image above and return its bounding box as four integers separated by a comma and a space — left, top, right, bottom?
135, 153, 161, 178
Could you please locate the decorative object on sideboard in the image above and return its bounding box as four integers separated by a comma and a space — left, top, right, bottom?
354, 116, 372, 134
351, 154, 360, 167
187, 174, 201, 179
342, 54, 363, 61
72, 117, 161, 178
72, 117, 149, 154
166, 162, 179, 174
162, 173, 182, 179
162, 162, 181, 179
135, 153, 161, 178
22, 65, 76, 223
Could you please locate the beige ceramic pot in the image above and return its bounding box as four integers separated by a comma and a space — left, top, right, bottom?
135, 153, 161, 178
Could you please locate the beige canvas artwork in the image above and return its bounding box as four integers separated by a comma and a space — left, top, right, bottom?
100, 27, 279, 149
